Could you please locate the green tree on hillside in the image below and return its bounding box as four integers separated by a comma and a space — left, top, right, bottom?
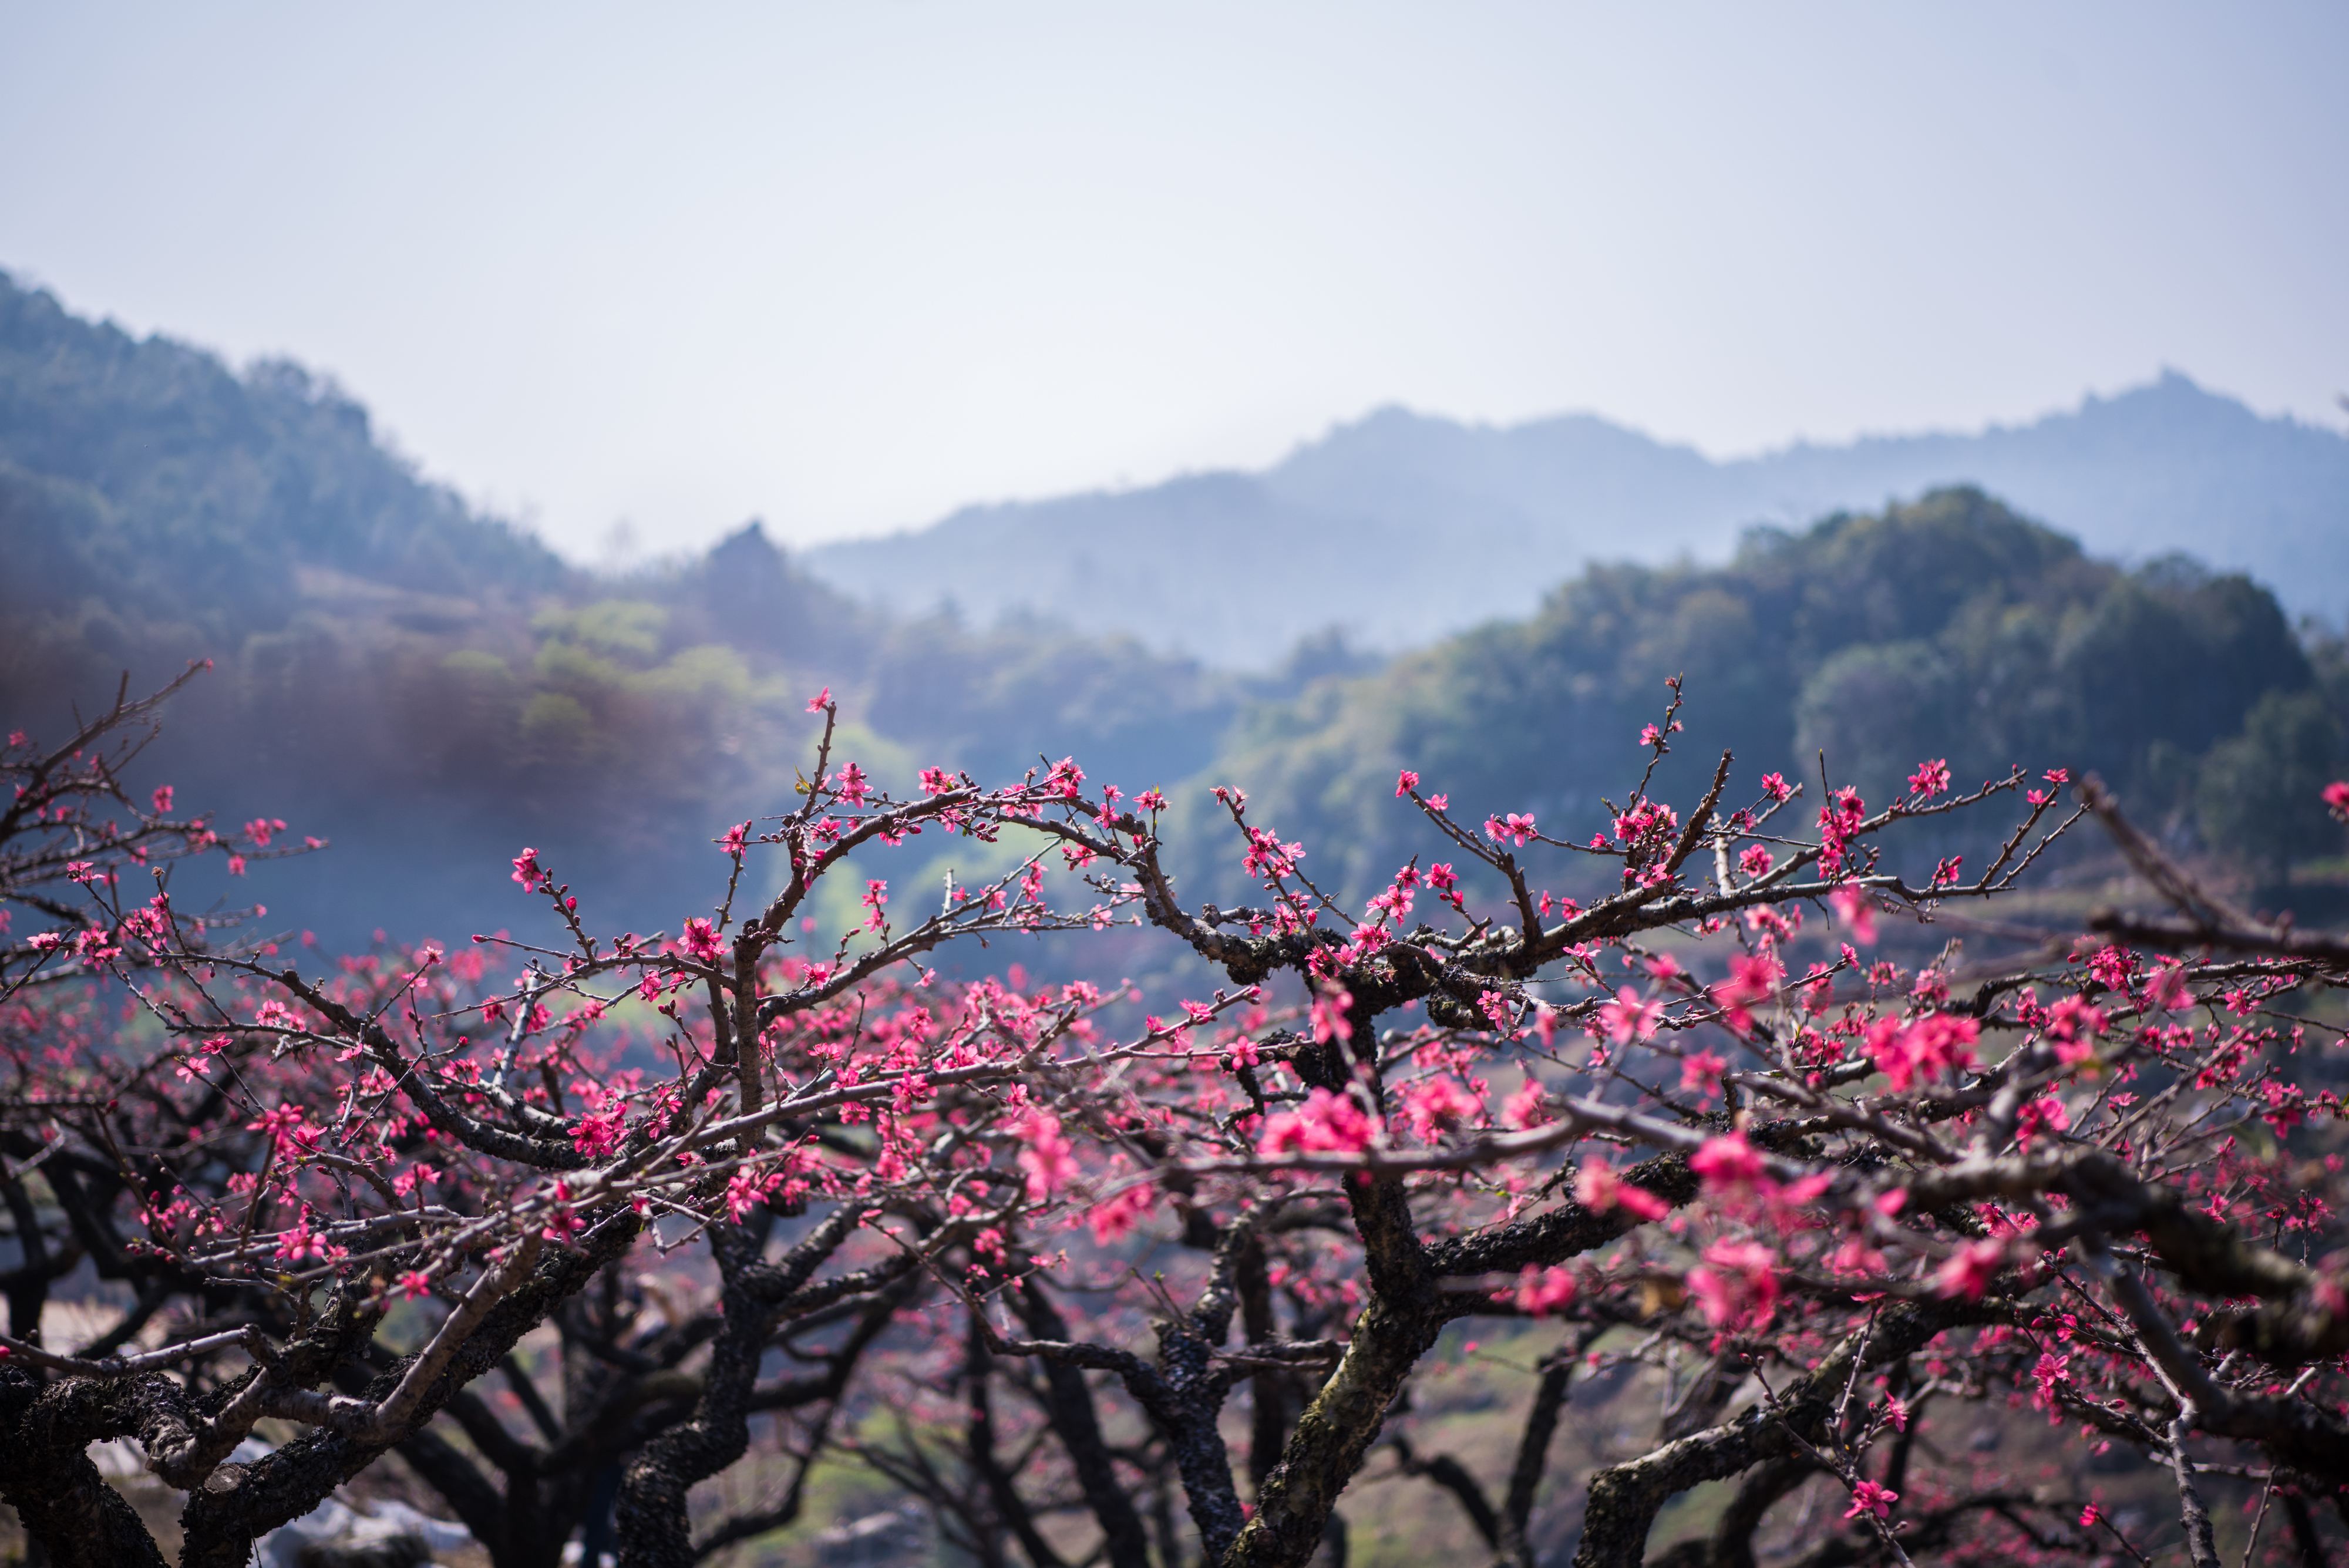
2196, 688, 2344, 884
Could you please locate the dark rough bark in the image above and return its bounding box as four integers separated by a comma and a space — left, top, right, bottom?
1422, 1156, 1698, 1278
395, 1424, 521, 1562
0, 1370, 170, 1568
1139, 1313, 1248, 1563
992, 1227, 1260, 1564
965, 1324, 1062, 1568
1224, 1291, 1448, 1568
1391, 1435, 1500, 1546
1239, 1237, 1305, 1493
360, 1335, 569, 1568
613, 1235, 801, 1567
387, 1344, 701, 1568
173, 1213, 640, 1568
1711, 1455, 1817, 1568
0, 1209, 642, 1568
614, 1207, 906, 1568
1570, 1302, 1978, 1568
689, 1298, 898, 1562
1493, 1342, 1585, 1568
389, 1297, 714, 1568
1012, 1280, 1155, 1568
1645, 1455, 1816, 1568
1657, 1355, 1746, 1446
449, 1393, 564, 1568
1223, 1153, 1694, 1568
1, 1169, 75, 1345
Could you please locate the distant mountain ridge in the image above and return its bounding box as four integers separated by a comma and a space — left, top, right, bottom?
807, 374, 2349, 666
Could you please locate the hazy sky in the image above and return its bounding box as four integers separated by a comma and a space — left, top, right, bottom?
4, 4, 2344, 560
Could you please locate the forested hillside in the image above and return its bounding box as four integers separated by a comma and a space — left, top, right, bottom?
1181, 488, 2348, 907
0, 275, 567, 631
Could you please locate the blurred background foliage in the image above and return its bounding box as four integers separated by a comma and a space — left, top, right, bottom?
4, 270, 2343, 951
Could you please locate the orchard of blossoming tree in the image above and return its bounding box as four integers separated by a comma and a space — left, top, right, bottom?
5, 671, 2349, 1568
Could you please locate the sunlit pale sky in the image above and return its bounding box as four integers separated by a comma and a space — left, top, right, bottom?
4, 4, 2344, 560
